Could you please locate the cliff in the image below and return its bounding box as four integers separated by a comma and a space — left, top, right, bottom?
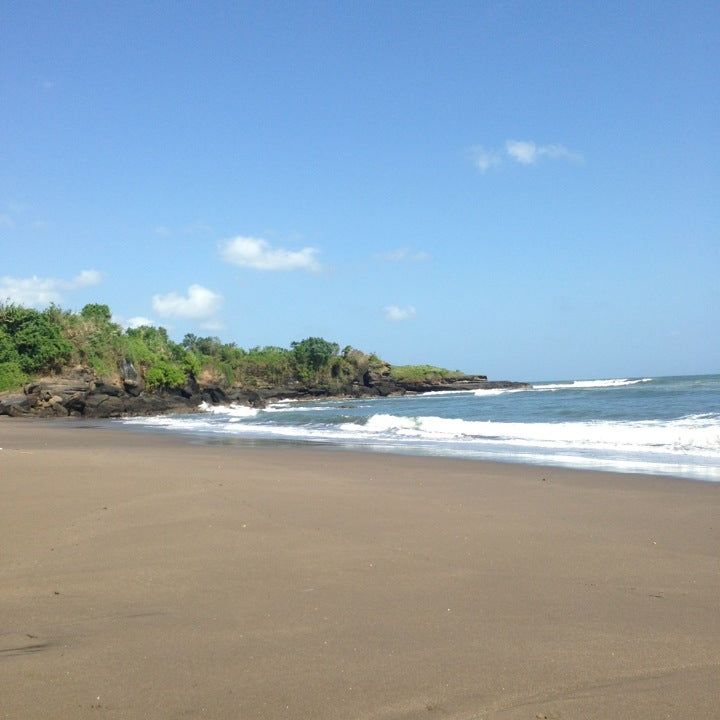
0, 364, 529, 419
0, 302, 530, 419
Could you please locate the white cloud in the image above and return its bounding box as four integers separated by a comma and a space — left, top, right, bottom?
126, 316, 155, 329
470, 140, 582, 172
384, 305, 416, 322
152, 284, 223, 320
0, 214, 14, 228
470, 146, 501, 173
0, 276, 64, 306
220, 235, 321, 272
0, 269, 102, 307
505, 140, 582, 165
72, 269, 102, 287
376, 248, 430, 262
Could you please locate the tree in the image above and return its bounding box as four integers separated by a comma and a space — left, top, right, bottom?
291, 337, 339, 379
80, 303, 112, 323
0, 305, 72, 373
182, 333, 199, 350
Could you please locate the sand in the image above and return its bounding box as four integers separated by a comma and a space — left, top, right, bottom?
0, 419, 718, 719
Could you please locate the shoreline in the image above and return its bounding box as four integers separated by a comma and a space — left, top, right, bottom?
1, 420, 718, 719
14, 412, 718, 484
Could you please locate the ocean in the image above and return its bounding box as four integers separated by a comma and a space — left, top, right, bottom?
121, 374, 720, 481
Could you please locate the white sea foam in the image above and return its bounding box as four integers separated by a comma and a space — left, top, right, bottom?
419, 389, 475, 396
421, 387, 530, 397
345, 412, 720, 457
472, 388, 529, 397
125, 407, 720, 459
422, 379, 651, 397
264, 403, 329, 413
198, 401, 259, 418
533, 378, 652, 390
119, 408, 720, 479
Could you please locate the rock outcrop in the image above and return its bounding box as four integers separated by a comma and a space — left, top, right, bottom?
0, 367, 530, 420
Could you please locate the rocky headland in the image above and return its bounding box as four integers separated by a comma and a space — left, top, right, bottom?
0, 362, 529, 419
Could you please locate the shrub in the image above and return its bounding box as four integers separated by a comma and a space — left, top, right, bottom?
183, 351, 202, 378
0, 328, 19, 364
145, 361, 187, 389
0, 305, 72, 373
0, 361, 27, 392
388, 365, 462, 382
291, 337, 339, 381
80, 303, 112, 323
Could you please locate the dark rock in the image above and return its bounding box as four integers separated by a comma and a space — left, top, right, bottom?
227, 389, 265, 408
0, 393, 34, 416
1, 363, 530, 421
120, 360, 145, 396
64, 393, 87, 413
94, 382, 122, 397
83, 394, 127, 418
201, 387, 228, 404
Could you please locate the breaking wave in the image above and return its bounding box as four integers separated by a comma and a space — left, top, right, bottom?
346, 413, 720, 457
533, 378, 652, 390
198, 401, 259, 418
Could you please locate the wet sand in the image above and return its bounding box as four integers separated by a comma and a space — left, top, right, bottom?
1, 419, 718, 719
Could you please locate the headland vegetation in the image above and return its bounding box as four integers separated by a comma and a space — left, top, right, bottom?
0, 302, 527, 418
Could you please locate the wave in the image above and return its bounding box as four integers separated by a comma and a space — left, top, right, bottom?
532, 378, 652, 391
120, 408, 720, 480
128, 406, 720, 459
473, 388, 528, 397
344, 413, 720, 457
198, 401, 259, 418
419, 389, 475, 396
422, 379, 652, 398
420, 387, 530, 398
264, 403, 330, 413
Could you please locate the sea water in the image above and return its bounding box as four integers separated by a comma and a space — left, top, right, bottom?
121, 374, 720, 481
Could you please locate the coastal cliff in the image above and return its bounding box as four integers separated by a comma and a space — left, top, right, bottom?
0, 364, 529, 419
0, 302, 529, 419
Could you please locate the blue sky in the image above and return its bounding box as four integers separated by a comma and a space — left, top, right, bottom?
1, 1, 718, 380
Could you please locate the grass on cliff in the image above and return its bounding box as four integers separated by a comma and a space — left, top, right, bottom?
389, 365, 463, 383
0, 301, 461, 393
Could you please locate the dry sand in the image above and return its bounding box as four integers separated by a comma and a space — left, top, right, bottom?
1, 419, 718, 719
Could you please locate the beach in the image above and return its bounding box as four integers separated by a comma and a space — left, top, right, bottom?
1, 420, 718, 719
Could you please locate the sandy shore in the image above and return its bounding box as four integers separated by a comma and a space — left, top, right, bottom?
1, 420, 718, 719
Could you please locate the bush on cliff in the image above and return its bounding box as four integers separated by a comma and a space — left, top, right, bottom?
291, 337, 340, 383
0, 361, 27, 392
389, 364, 463, 383
0, 328, 27, 391
80, 303, 113, 323
145, 360, 187, 389
0, 304, 72, 373
0, 301, 463, 394
62, 304, 125, 377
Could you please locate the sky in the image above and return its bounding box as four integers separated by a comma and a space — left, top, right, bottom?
1, 1, 718, 380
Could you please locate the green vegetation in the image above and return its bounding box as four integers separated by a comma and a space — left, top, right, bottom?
0, 305, 71, 390
291, 337, 340, 382
389, 364, 463, 383
0, 301, 461, 393
145, 360, 187, 390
